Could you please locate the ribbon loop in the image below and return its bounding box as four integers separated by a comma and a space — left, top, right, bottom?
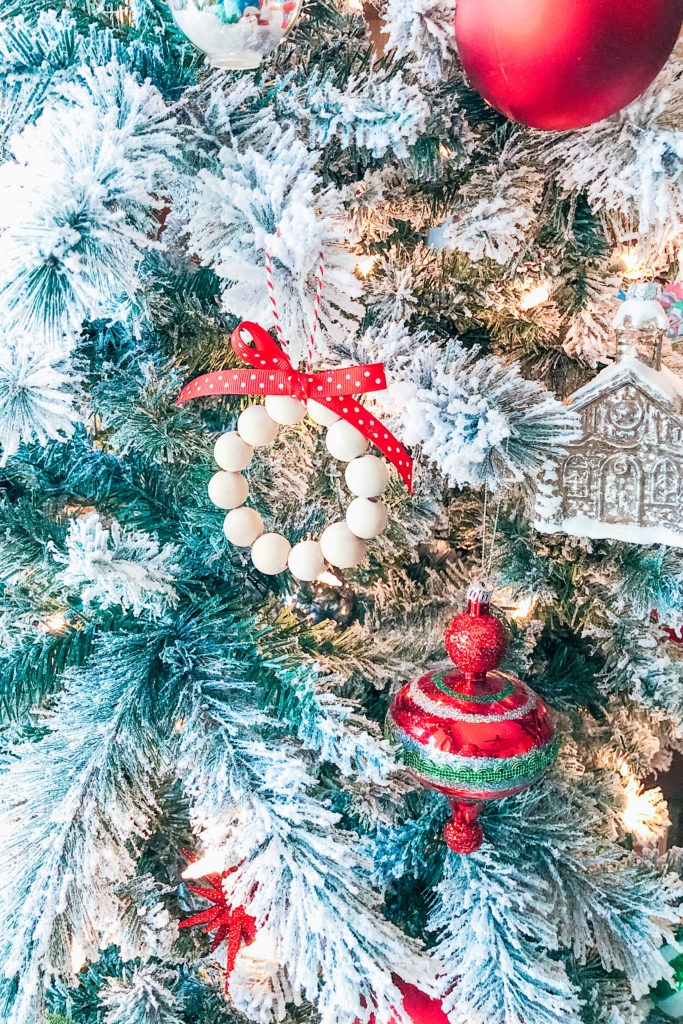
231, 321, 290, 373
177, 321, 413, 490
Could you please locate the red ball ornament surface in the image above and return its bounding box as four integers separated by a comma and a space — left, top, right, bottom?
391, 980, 450, 1024
386, 584, 557, 853
445, 590, 507, 677
454, 0, 683, 131
363, 979, 449, 1024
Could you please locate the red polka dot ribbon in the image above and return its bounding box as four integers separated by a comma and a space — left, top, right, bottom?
177, 320, 413, 490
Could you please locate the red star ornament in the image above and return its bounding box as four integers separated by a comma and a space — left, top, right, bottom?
179, 864, 257, 991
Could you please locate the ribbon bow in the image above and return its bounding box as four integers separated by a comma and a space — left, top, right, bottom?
177, 321, 413, 489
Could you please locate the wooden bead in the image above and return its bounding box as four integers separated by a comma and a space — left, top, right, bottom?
214, 431, 253, 471
320, 521, 367, 569
325, 420, 369, 462
288, 540, 326, 581
307, 399, 340, 427
344, 454, 389, 498
237, 405, 279, 447
251, 532, 291, 575
346, 497, 388, 539
208, 470, 248, 510
264, 395, 307, 425
223, 507, 264, 547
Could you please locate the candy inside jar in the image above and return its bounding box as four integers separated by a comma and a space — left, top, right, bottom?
167, 0, 302, 70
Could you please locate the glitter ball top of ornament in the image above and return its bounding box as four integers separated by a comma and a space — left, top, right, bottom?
386, 584, 558, 853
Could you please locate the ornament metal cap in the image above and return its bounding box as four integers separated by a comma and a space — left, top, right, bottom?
466, 581, 492, 611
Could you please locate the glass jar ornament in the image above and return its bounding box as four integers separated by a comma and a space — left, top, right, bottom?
386, 583, 558, 854
167, 0, 302, 70
612, 281, 669, 368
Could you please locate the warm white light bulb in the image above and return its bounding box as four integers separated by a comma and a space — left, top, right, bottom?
618, 761, 668, 843
42, 612, 68, 634
509, 595, 535, 624
621, 779, 665, 840
354, 254, 379, 278
182, 849, 227, 880
519, 279, 552, 311
614, 246, 657, 282
70, 936, 86, 974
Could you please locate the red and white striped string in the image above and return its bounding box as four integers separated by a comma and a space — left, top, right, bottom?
265, 246, 286, 351
306, 251, 324, 372
264, 239, 325, 371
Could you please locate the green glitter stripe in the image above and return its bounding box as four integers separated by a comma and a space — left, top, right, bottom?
433, 670, 515, 703
396, 736, 560, 786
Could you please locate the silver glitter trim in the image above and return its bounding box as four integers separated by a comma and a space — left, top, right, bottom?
408, 673, 537, 723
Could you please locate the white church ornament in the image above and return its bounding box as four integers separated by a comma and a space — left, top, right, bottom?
167, 0, 302, 71
534, 288, 683, 548
177, 321, 413, 578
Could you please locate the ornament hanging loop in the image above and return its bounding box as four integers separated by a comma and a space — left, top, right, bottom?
264, 239, 325, 373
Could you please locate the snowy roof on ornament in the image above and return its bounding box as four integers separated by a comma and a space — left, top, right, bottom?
566, 352, 683, 413
565, 281, 683, 416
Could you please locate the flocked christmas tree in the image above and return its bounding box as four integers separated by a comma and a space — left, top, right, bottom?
0, 2, 683, 1024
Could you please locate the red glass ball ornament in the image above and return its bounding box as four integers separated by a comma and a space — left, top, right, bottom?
454, 0, 683, 131
391, 980, 450, 1024
362, 979, 449, 1024
445, 590, 508, 678
386, 584, 557, 854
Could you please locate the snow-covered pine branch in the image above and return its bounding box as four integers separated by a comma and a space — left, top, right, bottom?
0, 59, 178, 346
430, 780, 681, 1024
381, 0, 458, 86
101, 967, 183, 1024
55, 511, 179, 617
0, 639, 165, 1024
268, 664, 395, 783
542, 60, 683, 262
280, 67, 430, 159
432, 848, 582, 1024
179, 128, 362, 366
178, 666, 438, 1024
366, 332, 581, 491
432, 157, 544, 265
0, 328, 78, 464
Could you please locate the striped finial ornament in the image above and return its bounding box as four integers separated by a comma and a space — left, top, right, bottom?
386, 586, 558, 854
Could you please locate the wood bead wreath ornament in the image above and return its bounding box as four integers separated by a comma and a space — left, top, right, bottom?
177, 320, 413, 578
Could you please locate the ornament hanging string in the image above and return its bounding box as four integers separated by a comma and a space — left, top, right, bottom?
264, 245, 286, 351
480, 482, 502, 584
480, 440, 509, 583
263, 238, 324, 372
307, 250, 324, 372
